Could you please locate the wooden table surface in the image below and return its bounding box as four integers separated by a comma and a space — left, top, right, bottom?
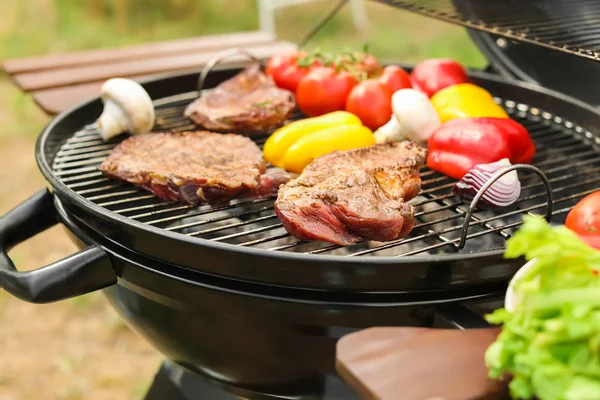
336, 326, 508, 400
1, 31, 296, 115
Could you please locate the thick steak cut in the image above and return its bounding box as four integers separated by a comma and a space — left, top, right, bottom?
99, 131, 293, 204
274, 142, 428, 246
184, 64, 296, 134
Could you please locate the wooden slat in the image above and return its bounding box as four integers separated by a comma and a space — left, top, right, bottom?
32, 82, 111, 115
336, 327, 507, 400
31, 60, 266, 115
14, 42, 297, 92
2, 31, 275, 74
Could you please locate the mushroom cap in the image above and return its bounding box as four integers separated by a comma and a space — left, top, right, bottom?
391, 89, 440, 144
99, 78, 155, 138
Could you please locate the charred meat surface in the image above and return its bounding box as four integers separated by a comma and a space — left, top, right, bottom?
274, 142, 428, 246
185, 64, 296, 134
99, 131, 293, 204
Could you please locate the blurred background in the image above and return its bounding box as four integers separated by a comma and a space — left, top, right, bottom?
0, 1, 485, 399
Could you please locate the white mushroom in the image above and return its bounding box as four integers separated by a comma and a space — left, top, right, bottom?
97, 78, 155, 141
374, 89, 441, 145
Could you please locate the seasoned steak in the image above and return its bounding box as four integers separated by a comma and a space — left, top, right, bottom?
99, 131, 293, 204
184, 64, 296, 135
274, 142, 428, 246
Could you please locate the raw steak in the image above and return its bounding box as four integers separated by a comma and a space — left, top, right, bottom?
99, 131, 293, 204
184, 64, 296, 134
274, 142, 428, 246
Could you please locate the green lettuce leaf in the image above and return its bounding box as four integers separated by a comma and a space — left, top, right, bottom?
485, 215, 600, 400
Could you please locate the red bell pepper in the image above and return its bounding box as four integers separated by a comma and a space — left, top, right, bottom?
427, 117, 535, 180
566, 191, 600, 250
410, 59, 471, 98
483, 117, 536, 164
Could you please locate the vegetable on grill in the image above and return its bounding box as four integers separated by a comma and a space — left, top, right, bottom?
427, 117, 535, 180
452, 158, 521, 208
410, 58, 471, 98
97, 78, 155, 142
378, 65, 412, 93
486, 117, 536, 164
373, 88, 441, 145
265, 51, 316, 93
430, 83, 509, 123
485, 215, 600, 400
282, 124, 375, 174
263, 111, 362, 169
296, 66, 358, 117
266, 48, 381, 103
565, 191, 600, 250
345, 79, 393, 130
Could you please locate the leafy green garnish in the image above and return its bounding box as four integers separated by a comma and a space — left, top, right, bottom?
485, 215, 600, 399
254, 100, 272, 107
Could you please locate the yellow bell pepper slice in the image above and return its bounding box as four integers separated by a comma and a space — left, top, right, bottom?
263, 111, 362, 168
430, 83, 509, 123
282, 125, 375, 174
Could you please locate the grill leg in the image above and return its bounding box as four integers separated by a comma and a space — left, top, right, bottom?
143, 361, 264, 399
144, 362, 189, 400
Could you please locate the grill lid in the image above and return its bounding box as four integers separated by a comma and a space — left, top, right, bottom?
373, 0, 600, 105
36, 68, 600, 291
374, 0, 600, 64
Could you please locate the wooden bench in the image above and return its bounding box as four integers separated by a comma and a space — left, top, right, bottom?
1, 31, 297, 115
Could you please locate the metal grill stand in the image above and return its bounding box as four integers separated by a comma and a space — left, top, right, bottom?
143, 362, 358, 400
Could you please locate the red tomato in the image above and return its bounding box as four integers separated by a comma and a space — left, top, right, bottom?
378, 65, 412, 92
333, 52, 382, 79
355, 53, 382, 78
566, 191, 600, 249
265, 52, 311, 92
296, 67, 358, 117
410, 58, 471, 97
345, 79, 393, 130
265, 53, 297, 78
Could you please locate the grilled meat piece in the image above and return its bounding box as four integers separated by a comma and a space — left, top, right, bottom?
274, 142, 428, 246
184, 64, 296, 135
99, 131, 294, 204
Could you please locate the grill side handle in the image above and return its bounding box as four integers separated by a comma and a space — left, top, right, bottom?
0, 189, 116, 303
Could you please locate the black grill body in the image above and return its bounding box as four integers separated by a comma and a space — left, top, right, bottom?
58, 194, 502, 397
39, 68, 600, 292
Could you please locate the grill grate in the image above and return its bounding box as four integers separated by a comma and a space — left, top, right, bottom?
51, 92, 600, 257
372, 0, 600, 63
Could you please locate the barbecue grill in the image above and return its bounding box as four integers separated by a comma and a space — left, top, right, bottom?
3, 1, 600, 398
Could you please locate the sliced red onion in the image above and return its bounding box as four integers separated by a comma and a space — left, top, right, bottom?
452, 158, 521, 209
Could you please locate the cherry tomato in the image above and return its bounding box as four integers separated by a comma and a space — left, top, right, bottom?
265, 52, 311, 92
345, 79, 393, 130
265, 53, 297, 79
566, 191, 600, 250
296, 67, 358, 117
332, 52, 381, 79
410, 58, 471, 97
354, 53, 382, 78
378, 65, 412, 92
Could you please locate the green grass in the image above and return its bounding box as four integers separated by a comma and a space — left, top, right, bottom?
0, 1, 486, 140
131, 380, 153, 400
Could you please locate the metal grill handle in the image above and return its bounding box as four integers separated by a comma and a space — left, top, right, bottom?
458, 164, 554, 250
0, 189, 117, 303
196, 48, 261, 95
